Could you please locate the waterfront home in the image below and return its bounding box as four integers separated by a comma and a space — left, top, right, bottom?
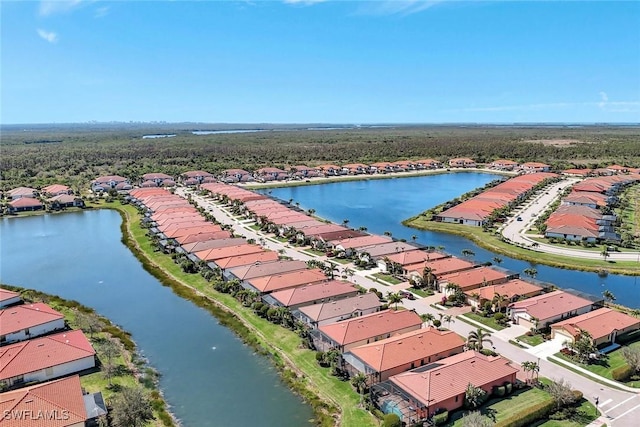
437, 266, 515, 293
0, 303, 65, 344
377, 250, 448, 274
7, 187, 37, 200
330, 235, 392, 257
0, 375, 107, 426
312, 229, 367, 247
242, 268, 328, 294
212, 251, 280, 270
225, 260, 307, 282
373, 351, 518, 423
221, 169, 252, 183
255, 167, 287, 181
41, 184, 72, 196
297, 224, 348, 242
551, 308, 640, 347
448, 158, 476, 168
312, 309, 422, 353
0, 289, 21, 308
263, 280, 360, 310
194, 244, 264, 262
175, 231, 233, 246
357, 242, 418, 263
179, 238, 247, 255
391, 160, 416, 171
163, 224, 224, 239
141, 173, 174, 186
316, 164, 342, 176
520, 162, 551, 173
91, 175, 131, 192
343, 328, 466, 384
48, 194, 85, 209
296, 293, 382, 329
507, 290, 595, 330
369, 162, 394, 174
545, 205, 619, 242
465, 279, 544, 309
8, 197, 43, 213
0, 330, 95, 388
415, 159, 442, 169
490, 159, 519, 170
288, 165, 320, 179
341, 163, 369, 175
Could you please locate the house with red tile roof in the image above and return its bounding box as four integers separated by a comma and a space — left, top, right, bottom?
296, 293, 382, 329
0, 375, 106, 427
415, 159, 442, 169
562, 168, 592, 177
48, 194, 84, 209
0, 288, 21, 308
194, 244, 264, 262
225, 260, 307, 283
242, 269, 328, 294
438, 266, 514, 293
181, 170, 214, 184
330, 235, 392, 256
175, 231, 233, 246
41, 184, 71, 196
7, 187, 38, 200
464, 279, 544, 309
91, 175, 131, 192
0, 303, 65, 344
0, 330, 95, 388
369, 162, 394, 174
341, 164, 369, 175
316, 164, 342, 176
221, 169, 252, 183
179, 238, 247, 255
263, 280, 360, 310
507, 290, 594, 330
344, 328, 466, 384
490, 159, 519, 170
255, 167, 287, 181
377, 250, 448, 274
373, 351, 518, 423
563, 192, 610, 209
357, 242, 418, 263
212, 251, 280, 270
406, 257, 476, 284
313, 310, 422, 353
8, 198, 43, 213
448, 158, 476, 168
551, 308, 640, 347
163, 224, 224, 239
520, 162, 551, 173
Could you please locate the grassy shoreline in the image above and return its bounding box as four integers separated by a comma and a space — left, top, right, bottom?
243, 168, 514, 190
105, 202, 375, 427
403, 216, 640, 276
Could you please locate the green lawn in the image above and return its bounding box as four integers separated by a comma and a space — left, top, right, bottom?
460, 312, 506, 331
330, 257, 353, 264
517, 333, 545, 346
448, 386, 551, 426
554, 340, 640, 388
303, 248, 327, 256
534, 399, 599, 427
373, 273, 403, 285
408, 287, 434, 298
116, 204, 377, 427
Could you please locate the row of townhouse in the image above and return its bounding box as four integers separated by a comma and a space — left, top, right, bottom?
562, 164, 640, 177
435, 172, 558, 226
545, 173, 640, 242
3, 184, 84, 213
0, 288, 107, 426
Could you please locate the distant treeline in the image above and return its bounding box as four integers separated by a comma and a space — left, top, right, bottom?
1, 125, 639, 191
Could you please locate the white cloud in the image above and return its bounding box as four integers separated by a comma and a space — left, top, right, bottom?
598, 91, 608, 108
94, 6, 109, 18
357, 0, 444, 16
39, 0, 85, 17
37, 28, 58, 43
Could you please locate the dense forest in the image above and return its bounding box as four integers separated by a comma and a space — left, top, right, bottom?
1, 124, 639, 191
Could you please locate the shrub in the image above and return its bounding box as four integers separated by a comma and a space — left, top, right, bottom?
612, 364, 634, 382
493, 385, 506, 397
505, 382, 513, 394
433, 319, 442, 328
432, 410, 449, 425
382, 413, 402, 427
494, 398, 555, 427
571, 389, 583, 402
372, 409, 385, 420
494, 312, 506, 323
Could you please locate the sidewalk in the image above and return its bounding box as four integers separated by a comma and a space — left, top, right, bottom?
548, 355, 640, 393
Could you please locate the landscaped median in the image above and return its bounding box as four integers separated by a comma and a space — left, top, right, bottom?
402, 217, 640, 276
107, 201, 376, 427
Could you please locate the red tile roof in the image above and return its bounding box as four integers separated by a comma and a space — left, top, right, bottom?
267, 280, 358, 307
551, 308, 640, 341
318, 310, 422, 346
0, 303, 64, 335
175, 231, 233, 245
0, 330, 95, 381
194, 244, 264, 261
7, 187, 37, 198
439, 266, 508, 291
465, 279, 543, 301
383, 250, 448, 267
330, 235, 392, 250
0, 375, 88, 427
389, 351, 518, 409
214, 251, 279, 269
0, 289, 20, 304
246, 269, 328, 293
41, 184, 70, 195
9, 198, 43, 209
407, 257, 476, 276
508, 290, 593, 320
164, 224, 224, 238
347, 328, 465, 373
228, 260, 308, 281
298, 293, 381, 323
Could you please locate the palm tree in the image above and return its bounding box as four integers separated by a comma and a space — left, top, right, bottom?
492, 293, 507, 312
443, 314, 455, 329
464, 383, 487, 409
422, 266, 435, 289
461, 249, 475, 259
602, 289, 616, 303
601, 246, 610, 261
350, 373, 368, 407
631, 309, 640, 318
523, 267, 537, 279
493, 256, 503, 265
421, 313, 435, 327
467, 328, 493, 351
387, 292, 404, 310
358, 226, 368, 231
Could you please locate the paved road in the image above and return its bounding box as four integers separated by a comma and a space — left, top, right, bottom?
501, 178, 640, 262
178, 187, 639, 426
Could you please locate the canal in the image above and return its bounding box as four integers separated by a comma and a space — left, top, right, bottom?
0, 210, 314, 427
258, 173, 640, 308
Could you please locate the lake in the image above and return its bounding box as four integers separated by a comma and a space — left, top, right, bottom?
258, 173, 640, 308
0, 210, 313, 427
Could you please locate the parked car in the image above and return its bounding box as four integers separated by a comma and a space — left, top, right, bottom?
516, 216, 523, 221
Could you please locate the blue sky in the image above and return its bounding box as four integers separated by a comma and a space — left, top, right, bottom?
2, 1, 639, 124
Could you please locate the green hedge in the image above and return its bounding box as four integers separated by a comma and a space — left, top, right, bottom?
612, 364, 634, 382
494, 398, 555, 427
433, 410, 449, 425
